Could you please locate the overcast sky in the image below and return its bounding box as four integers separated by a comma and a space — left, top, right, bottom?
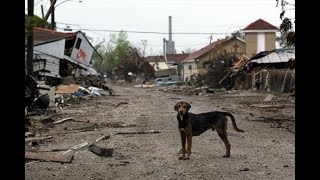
26, 0, 295, 56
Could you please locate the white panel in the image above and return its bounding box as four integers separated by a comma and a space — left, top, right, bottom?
71, 32, 94, 66
257, 33, 265, 53
34, 39, 66, 59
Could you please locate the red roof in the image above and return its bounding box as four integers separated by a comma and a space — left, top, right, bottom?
242, 19, 279, 31
32, 28, 76, 45
184, 39, 227, 61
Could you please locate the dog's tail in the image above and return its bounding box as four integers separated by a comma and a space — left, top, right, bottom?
219, 112, 244, 132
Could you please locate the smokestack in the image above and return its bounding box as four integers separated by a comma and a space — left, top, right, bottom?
169, 16, 172, 41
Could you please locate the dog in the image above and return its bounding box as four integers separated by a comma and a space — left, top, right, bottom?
174, 101, 244, 160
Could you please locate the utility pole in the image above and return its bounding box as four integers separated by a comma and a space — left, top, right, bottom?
50, 0, 56, 29
26, 0, 34, 77
41, 5, 45, 19
44, 0, 57, 21
209, 35, 212, 44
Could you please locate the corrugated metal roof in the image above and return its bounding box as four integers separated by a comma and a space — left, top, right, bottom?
251, 48, 295, 64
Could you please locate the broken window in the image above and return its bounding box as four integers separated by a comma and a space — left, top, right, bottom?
75, 38, 82, 49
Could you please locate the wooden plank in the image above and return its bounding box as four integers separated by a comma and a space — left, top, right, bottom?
53, 117, 74, 124
25, 151, 73, 163
25, 136, 53, 142
39, 72, 60, 78
56, 84, 80, 94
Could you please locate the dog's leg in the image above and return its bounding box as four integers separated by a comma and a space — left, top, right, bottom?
186, 135, 192, 159
179, 130, 187, 160
216, 129, 231, 158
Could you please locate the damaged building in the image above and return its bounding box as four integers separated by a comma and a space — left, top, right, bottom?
25, 28, 103, 85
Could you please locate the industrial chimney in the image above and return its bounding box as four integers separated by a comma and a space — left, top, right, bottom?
169, 16, 172, 41
165, 16, 175, 54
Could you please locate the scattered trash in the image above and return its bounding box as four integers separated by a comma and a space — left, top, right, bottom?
30, 94, 50, 110
88, 144, 113, 157
25, 151, 74, 163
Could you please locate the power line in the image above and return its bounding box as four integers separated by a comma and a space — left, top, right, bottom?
58, 27, 229, 35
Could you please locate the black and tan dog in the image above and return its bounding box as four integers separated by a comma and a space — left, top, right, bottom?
174, 101, 244, 160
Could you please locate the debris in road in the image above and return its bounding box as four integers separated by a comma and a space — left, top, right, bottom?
58, 134, 110, 155
88, 144, 113, 157
25, 151, 74, 163
56, 84, 80, 94
30, 94, 50, 110
284, 165, 289, 167
115, 130, 160, 135
95, 135, 111, 142
39, 116, 54, 124
115, 102, 128, 107
263, 94, 274, 101
53, 117, 74, 124
28, 141, 39, 147
25, 132, 35, 137
250, 103, 285, 108
25, 136, 53, 143
240, 168, 250, 171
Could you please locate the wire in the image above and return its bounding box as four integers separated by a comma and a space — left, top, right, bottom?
57, 27, 229, 35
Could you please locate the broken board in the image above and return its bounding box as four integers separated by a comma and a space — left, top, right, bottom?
25, 151, 73, 163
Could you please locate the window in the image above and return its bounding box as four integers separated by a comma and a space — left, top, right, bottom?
75, 38, 82, 49
188, 65, 192, 70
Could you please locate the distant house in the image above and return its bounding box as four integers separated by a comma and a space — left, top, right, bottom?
242, 19, 279, 58
144, 54, 190, 71
25, 28, 103, 80
180, 36, 246, 81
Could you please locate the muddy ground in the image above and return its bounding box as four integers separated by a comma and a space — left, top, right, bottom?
25, 84, 295, 180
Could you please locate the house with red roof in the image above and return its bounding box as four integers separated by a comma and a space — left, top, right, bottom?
242, 18, 279, 58
180, 18, 279, 82
180, 36, 246, 81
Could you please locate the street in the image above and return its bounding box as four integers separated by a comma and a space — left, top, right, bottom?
25, 84, 295, 180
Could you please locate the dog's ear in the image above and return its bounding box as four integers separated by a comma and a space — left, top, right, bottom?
174, 103, 178, 111
186, 102, 191, 110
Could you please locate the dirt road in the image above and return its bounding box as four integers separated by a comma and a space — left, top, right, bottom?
25, 84, 295, 180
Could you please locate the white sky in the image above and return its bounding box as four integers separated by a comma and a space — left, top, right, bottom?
26, 0, 295, 56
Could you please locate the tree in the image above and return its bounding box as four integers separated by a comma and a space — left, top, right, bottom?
25, 15, 51, 29
225, 30, 245, 39
231, 30, 245, 39
182, 48, 197, 54
276, 0, 295, 47
92, 31, 131, 74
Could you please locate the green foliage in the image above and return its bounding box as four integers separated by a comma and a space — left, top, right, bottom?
276, 0, 295, 47
25, 15, 50, 29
